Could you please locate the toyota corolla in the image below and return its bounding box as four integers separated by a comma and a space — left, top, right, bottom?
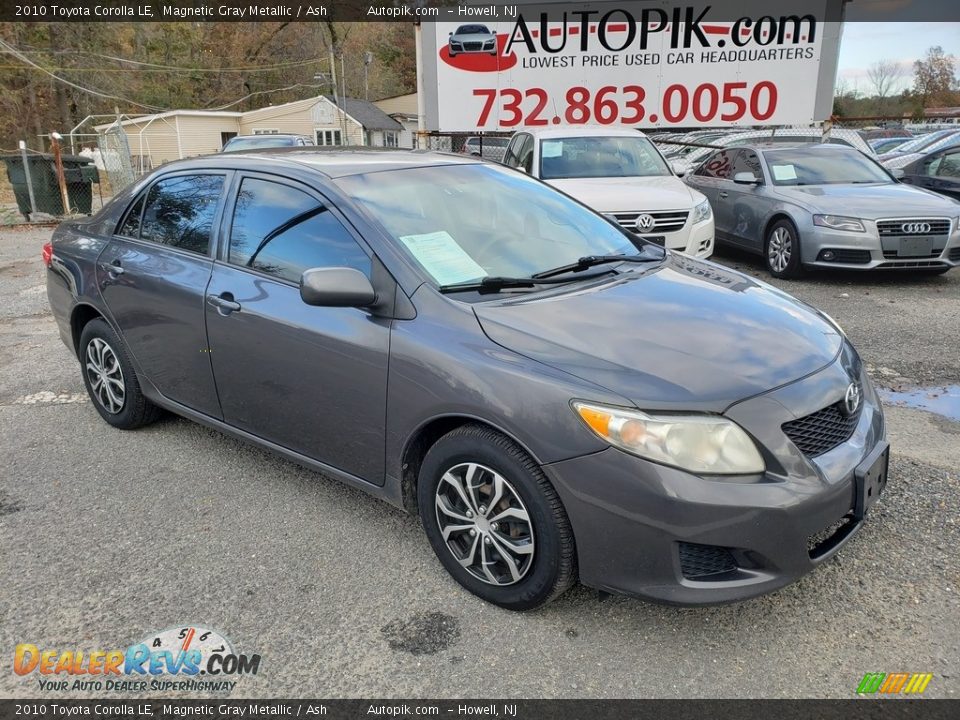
46, 150, 888, 610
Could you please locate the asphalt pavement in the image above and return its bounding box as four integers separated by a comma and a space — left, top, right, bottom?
1, 225, 957, 699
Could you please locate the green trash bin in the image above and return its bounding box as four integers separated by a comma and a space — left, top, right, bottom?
1, 153, 98, 220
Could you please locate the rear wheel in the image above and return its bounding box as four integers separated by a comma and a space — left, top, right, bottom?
417, 425, 576, 610
765, 219, 804, 279
79, 318, 161, 430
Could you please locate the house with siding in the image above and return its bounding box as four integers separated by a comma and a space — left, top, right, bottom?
96, 95, 403, 172
374, 93, 420, 149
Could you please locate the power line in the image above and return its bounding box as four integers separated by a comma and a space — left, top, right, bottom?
13, 48, 328, 73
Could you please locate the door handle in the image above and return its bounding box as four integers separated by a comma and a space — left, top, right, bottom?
719, 191, 729, 199
207, 293, 241, 313
99, 260, 124, 275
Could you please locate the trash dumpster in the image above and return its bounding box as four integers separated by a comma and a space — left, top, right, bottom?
1, 153, 98, 220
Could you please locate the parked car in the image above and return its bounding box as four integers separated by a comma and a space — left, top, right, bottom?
502, 127, 714, 258
447, 24, 498, 56
898, 145, 960, 201
461, 136, 510, 161
685, 143, 960, 277
222, 134, 314, 151
878, 129, 960, 165
46, 149, 890, 610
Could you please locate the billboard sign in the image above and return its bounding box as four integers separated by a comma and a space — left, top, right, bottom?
420, 0, 845, 131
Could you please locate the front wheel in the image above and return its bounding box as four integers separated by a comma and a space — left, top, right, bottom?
417, 425, 577, 611
765, 219, 804, 279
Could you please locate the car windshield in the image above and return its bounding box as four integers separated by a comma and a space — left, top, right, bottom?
457, 25, 489, 34
763, 148, 892, 186
337, 164, 640, 287
224, 137, 297, 151
539, 136, 670, 179
894, 130, 958, 154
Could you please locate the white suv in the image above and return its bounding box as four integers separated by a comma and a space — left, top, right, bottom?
502, 127, 714, 258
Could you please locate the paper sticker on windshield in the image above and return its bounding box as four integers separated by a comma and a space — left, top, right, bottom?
541, 140, 563, 158
398, 231, 487, 286
771, 164, 798, 181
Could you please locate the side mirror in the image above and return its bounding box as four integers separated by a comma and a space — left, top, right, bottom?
891, 167, 905, 179
733, 172, 760, 185
671, 161, 688, 177
300, 267, 376, 308
448, 32, 452, 36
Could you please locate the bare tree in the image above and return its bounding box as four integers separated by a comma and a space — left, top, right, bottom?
867, 60, 906, 112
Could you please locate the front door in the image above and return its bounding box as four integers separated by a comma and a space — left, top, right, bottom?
904, 148, 960, 201
204, 174, 390, 483
97, 172, 227, 418
719, 149, 768, 250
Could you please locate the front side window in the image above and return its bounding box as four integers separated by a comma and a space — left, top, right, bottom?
539, 135, 670, 180
228, 177, 370, 284
695, 149, 740, 180
338, 163, 639, 287
930, 150, 960, 178
762, 148, 893, 186
139, 174, 225, 254
732, 150, 763, 181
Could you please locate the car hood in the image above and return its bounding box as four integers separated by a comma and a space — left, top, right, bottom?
546, 176, 698, 212
474, 255, 842, 412
773, 183, 956, 217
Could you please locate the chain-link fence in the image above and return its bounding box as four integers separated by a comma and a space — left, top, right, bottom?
419, 132, 511, 163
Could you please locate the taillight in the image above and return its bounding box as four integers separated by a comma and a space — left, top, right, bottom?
42, 242, 53, 267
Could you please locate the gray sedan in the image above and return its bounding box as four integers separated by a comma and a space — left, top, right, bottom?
46, 150, 887, 610
686, 143, 960, 278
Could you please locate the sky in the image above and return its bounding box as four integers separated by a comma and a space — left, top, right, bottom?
836, 22, 960, 95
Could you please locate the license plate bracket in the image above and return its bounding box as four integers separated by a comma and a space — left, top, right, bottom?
854, 441, 889, 519
641, 235, 666, 246
899, 236, 933, 257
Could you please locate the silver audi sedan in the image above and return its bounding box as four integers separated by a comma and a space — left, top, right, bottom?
686, 143, 960, 278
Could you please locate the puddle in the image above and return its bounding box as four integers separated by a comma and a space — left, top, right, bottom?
878, 385, 960, 422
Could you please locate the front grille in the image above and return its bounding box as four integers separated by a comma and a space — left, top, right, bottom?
463, 42, 482, 51
612, 210, 689, 234
883, 248, 942, 259
782, 401, 860, 458
678, 542, 737, 579
878, 260, 946, 269
950, 247, 960, 261
876, 218, 951, 237
818, 248, 871, 264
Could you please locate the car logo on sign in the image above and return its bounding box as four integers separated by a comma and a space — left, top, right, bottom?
901, 222, 931, 234
843, 382, 862, 417
635, 214, 656, 232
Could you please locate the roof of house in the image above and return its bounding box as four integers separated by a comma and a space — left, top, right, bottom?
327, 96, 403, 131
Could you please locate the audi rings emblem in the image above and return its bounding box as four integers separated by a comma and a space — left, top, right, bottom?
635, 214, 656, 232
900, 222, 931, 234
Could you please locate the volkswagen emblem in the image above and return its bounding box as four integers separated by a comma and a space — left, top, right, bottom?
843, 382, 862, 417
901, 222, 931, 234
635, 214, 656, 232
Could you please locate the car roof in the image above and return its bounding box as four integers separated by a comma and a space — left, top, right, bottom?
522, 126, 649, 139
158, 148, 481, 179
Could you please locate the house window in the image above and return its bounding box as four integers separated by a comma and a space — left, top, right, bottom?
316, 129, 343, 146
253, 129, 280, 135
383, 132, 398, 148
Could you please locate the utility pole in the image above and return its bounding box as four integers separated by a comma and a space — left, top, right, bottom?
364, 51, 373, 101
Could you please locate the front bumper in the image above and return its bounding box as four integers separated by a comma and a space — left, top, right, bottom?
544, 350, 886, 605
655, 218, 714, 258
801, 220, 960, 271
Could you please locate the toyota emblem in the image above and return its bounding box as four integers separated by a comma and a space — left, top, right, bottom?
635, 214, 656, 232
901, 222, 931, 234
843, 382, 862, 417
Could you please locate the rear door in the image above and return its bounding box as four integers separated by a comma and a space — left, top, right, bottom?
903, 148, 960, 201
97, 171, 227, 418
204, 173, 390, 483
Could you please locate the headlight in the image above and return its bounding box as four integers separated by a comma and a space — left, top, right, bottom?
693, 198, 712, 223
813, 215, 865, 232
573, 401, 765, 475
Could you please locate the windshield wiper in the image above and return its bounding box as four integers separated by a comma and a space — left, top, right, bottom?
531, 253, 661, 280
439, 269, 615, 294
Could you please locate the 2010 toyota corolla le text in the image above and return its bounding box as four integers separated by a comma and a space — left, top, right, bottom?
45, 149, 889, 610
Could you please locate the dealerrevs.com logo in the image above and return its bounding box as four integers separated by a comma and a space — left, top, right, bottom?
14, 626, 261, 693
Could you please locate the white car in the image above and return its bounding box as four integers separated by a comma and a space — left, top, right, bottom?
501, 128, 714, 258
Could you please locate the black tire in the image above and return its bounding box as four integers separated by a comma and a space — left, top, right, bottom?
764, 218, 804, 279
417, 424, 577, 611
79, 318, 162, 430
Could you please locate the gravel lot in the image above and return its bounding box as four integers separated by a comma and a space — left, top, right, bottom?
1, 225, 957, 699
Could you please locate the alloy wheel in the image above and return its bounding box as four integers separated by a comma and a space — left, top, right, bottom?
434, 462, 535, 586
768, 227, 793, 273
85, 337, 126, 414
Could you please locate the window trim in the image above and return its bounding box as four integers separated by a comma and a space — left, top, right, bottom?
252, 128, 280, 135
111, 169, 230, 259
315, 128, 343, 147
216, 171, 375, 288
